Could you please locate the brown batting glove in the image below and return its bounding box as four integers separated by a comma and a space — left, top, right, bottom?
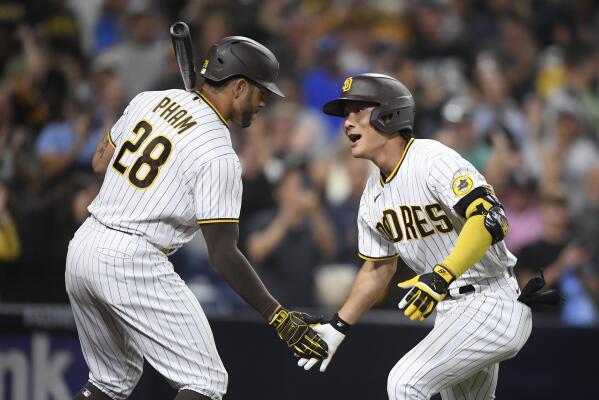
269, 306, 329, 360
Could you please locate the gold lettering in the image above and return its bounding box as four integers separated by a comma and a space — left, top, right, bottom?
376, 222, 392, 242
152, 97, 197, 135
400, 206, 418, 240
160, 102, 181, 119
176, 116, 197, 134
425, 204, 453, 233
412, 205, 435, 238
168, 109, 188, 126
152, 96, 171, 113
382, 209, 403, 242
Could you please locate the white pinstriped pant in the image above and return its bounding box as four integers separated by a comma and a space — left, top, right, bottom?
387, 274, 532, 400
65, 217, 227, 400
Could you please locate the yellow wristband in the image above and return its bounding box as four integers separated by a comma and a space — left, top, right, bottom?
433, 264, 455, 285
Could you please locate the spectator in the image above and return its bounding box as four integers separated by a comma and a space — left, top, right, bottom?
10, 25, 50, 134
547, 45, 599, 140
472, 53, 529, 147
267, 100, 332, 193
531, 94, 599, 213
94, 0, 127, 54
0, 181, 20, 261
34, 71, 96, 186
497, 14, 539, 102
268, 101, 330, 164
94, 7, 167, 101
407, 1, 468, 61
573, 165, 599, 313
515, 185, 594, 321
0, 87, 27, 184
238, 113, 276, 251
37, 0, 82, 57
575, 165, 599, 259
301, 35, 357, 143
246, 165, 336, 306
436, 96, 491, 171
502, 170, 543, 253
328, 154, 369, 266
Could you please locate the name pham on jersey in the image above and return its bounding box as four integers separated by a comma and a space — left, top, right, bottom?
152, 96, 198, 134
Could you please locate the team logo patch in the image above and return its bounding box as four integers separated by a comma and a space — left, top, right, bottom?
200, 59, 209, 74
452, 175, 474, 196
342, 77, 353, 93
500, 215, 509, 236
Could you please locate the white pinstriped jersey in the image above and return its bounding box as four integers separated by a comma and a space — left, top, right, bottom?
358, 138, 516, 287
88, 89, 242, 251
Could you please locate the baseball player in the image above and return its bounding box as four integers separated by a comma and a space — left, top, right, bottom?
297, 73, 532, 399
66, 36, 327, 400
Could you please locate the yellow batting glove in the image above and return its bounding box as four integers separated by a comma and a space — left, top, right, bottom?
398, 265, 455, 321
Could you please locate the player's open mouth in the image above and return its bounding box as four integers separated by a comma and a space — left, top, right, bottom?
349, 134, 361, 145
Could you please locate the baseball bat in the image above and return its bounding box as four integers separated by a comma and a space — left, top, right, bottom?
170, 21, 196, 90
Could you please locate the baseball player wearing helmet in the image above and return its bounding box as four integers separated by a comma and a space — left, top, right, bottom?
297, 73, 532, 400
66, 36, 327, 400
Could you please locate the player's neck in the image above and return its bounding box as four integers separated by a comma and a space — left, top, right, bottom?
198, 87, 232, 120
373, 136, 409, 178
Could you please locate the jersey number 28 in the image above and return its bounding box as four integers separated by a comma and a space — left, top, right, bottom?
112, 120, 172, 189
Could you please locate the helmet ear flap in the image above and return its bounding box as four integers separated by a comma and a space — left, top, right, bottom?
370, 103, 415, 136
370, 106, 397, 134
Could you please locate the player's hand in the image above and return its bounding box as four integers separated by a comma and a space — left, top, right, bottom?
269, 307, 328, 360
297, 313, 351, 372
398, 264, 455, 321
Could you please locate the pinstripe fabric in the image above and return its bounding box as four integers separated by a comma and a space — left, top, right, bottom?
88, 89, 241, 252
439, 364, 498, 400
357, 139, 517, 287
66, 218, 227, 400
68, 89, 238, 399
386, 275, 531, 399
355, 139, 531, 399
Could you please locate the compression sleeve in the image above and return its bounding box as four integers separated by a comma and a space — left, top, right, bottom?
441, 214, 492, 277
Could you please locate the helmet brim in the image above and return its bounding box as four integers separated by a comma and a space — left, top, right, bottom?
260, 81, 285, 97
323, 97, 379, 117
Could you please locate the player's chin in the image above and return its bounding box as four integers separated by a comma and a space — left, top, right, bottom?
350, 142, 367, 159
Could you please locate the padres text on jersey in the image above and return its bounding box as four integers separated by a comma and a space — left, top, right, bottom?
358, 138, 517, 287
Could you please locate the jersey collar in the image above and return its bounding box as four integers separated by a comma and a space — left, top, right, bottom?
193, 89, 230, 127
379, 138, 414, 187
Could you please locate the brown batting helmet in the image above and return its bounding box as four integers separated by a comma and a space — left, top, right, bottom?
323, 73, 415, 136
200, 36, 284, 97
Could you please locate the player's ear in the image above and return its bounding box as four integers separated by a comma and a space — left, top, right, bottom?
232, 78, 249, 99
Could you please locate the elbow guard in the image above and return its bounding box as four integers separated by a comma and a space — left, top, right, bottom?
482, 205, 509, 245
454, 186, 509, 245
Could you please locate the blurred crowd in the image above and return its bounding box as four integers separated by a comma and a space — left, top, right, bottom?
0, 0, 598, 326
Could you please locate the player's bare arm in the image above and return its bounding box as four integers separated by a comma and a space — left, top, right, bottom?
338, 258, 398, 324
298, 257, 398, 372
200, 222, 329, 360
201, 222, 280, 319
91, 132, 115, 175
